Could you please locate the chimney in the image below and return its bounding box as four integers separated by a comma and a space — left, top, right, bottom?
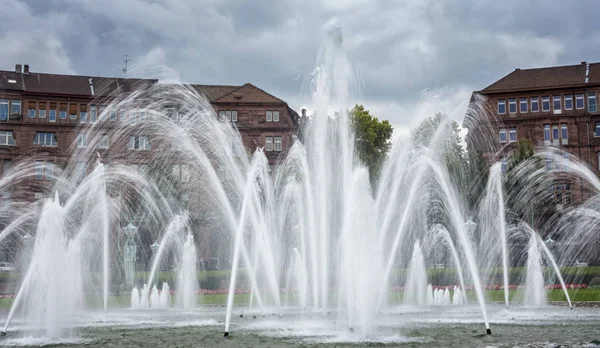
23, 64, 30, 74
301, 108, 307, 117
582, 61, 587, 65
15, 64, 22, 73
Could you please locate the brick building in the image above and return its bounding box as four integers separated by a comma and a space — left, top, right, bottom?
0, 64, 299, 188
466, 61, 600, 207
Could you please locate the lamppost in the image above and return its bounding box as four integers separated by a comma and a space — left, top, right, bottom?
123, 223, 138, 288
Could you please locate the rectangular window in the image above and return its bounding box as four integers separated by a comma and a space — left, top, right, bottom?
121, 110, 129, 123
588, 93, 596, 112
110, 108, 117, 121
274, 136, 282, 151
561, 124, 568, 145
80, 104, 87, 123
519, 98, 528, 113
38, 102, 46, 118
501, 158, 507, 173
273, 111, 280, 122
90, 105, 97, 123
266, 111, 273, 122
129, 136, 151, 150
0, 131, 15, 146
499, 129, 507, 143
33, 132, 57, 147
139, 110, 146, 122
565, 95, 573, 110
49, 102, 57, 122
129, 110, 137, 125
576, 94, 585, 109
69, 104, 77, 119
35, 161, 53, 180
59, 103, 67, 119
1, 159, 12, 177
545, 156, 552, 171
99, 135, 109, 149
75, 162, 86, 182
225, 110, 231, 121
553, 96, 561, 113
544, 124, 551, 144
231, 110, 238, 122
219, 110, 226, 121
595, 122, 600, 137
552, 125, 559, 145
77, 133, 87, 148
10, 100, 21, 117
265, 136, 273, 151
508, 99, 517, 114
509, 128, 517, 143
542, 96, 550, 112
497, 99, 506, 114
530, 97, 539, 112
181, 164, 190, 183
28, 101, 36, 118
0, 99, 8, 121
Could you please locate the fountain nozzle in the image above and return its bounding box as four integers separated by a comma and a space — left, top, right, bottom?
224, 332, 229, 337
486, 328, 492, 335
0, 332, 5, 337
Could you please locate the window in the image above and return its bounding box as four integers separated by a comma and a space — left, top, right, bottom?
576, 94, 585, 109
121, 110, 129, 123
530, 97, 539, 112
542, 96, 550, 112
565, 95, 573, 110
553, 96, 561, 113
561, 124, 568, 145
231, 111, 238, 122
129, 110, 137, 125
219, 110, 226, 121
49, 102, 57, 122
274, 136, 282, 151
129, 136, 151, 150
77, 133, 87, 148
265, 136, 273, 151
0, 99, 8, 121
99, 135, 109, 149
59, 103, 67, 119
110, 108, 117, 121
273, 111, 280, 122
266, 111, 273, 122
501, 158, 507, 173
499, 129, 507, 143
35, 160, 53, 180
69, 104, 77, 119
225, 111, 231, 122
80, 104, 87, 123
552, 125, 559, 145
509, 128, 517, 143
497, 100, 506, 114
219, 110, 238, 122
544, 124, 551, 145
588, 93, 596, 112
139, 110, 146, 122
38, 102, 46, 118
1, 159, 12, 177
519, 98, 528, 113
28, 101, 36, 118
596, 122, 600, 137
545, 156, 552, 171
0, 131, 15, 146
90, 106, 97, 123
508, 99, 517, 114
10, 100, 21, 116
33, 132, 57, 147
173, 164, 190, 183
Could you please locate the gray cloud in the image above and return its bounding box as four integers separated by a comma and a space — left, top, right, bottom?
6, 0, 600, 134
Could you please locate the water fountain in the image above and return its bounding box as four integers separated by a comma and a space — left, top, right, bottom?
524, 236, 546, 307
403, 241, 428, 306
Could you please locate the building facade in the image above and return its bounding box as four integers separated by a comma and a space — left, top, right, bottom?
466, 61, 600, 207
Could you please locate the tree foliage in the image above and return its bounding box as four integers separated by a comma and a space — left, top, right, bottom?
349, 104, 394, 184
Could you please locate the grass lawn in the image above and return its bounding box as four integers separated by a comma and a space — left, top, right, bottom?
0, 289, 597, 310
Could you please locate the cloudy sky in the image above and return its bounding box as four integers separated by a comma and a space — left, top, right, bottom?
3, 0, 600, 139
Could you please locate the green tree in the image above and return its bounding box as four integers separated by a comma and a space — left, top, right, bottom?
350, 104, 394, 185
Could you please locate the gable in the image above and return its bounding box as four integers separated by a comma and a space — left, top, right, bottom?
213, 83, 285, 104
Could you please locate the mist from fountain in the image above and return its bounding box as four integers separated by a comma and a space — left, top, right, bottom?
404, 241, 428, 306
177, 234, 198, 309
524, 236, 546, 307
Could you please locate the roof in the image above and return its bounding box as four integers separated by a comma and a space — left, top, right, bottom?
481, 62, 600, 94
212, 83, 286, 104
190, 85, 239, 101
